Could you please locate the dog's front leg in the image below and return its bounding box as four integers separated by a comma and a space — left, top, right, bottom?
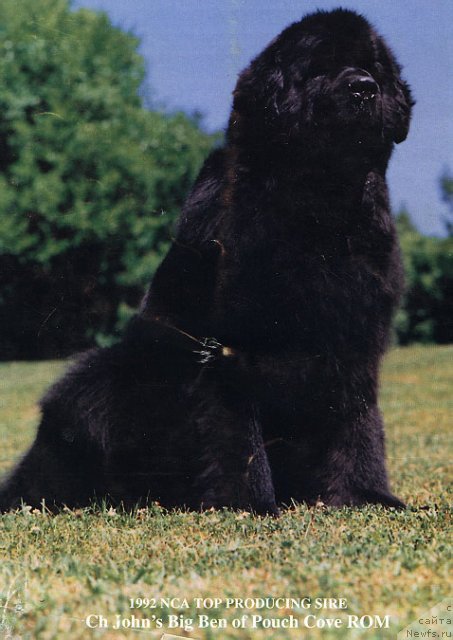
191, 366, 279, 516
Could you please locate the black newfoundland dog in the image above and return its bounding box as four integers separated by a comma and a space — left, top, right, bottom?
0, 9, 413, 514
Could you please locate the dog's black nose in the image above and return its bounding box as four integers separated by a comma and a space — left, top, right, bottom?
349, 77, 378, 102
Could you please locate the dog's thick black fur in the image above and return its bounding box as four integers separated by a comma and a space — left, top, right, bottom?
0, 9, 413, 514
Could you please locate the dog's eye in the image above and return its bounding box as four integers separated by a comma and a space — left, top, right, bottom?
308, 62, 331, 78
374, 62, 384, 75
310, 70, 328, 80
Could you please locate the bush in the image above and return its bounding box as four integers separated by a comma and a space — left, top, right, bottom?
394, 212, 453, 344
0, 0, 215, 359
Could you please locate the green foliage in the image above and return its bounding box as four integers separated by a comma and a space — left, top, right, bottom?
440, 171, 453, 235
394, 210, 453, 344
0, 0, 215, 358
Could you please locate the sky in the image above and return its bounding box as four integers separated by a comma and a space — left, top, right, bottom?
71, 0, 453, 236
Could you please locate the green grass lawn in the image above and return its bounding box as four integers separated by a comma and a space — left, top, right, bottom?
0, 346, 451, 639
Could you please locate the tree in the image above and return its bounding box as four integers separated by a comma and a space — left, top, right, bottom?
394, 209, 453, 344
0, 0, 215, 358
440, 171, 453, 235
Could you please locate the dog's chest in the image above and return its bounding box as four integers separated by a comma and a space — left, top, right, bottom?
272, 242, 389, 312
217, 223, 395, 352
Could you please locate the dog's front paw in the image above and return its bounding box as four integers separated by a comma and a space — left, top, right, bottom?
250, 500, 280, 517
361, 489, 406, 509
321, 489, 406, 509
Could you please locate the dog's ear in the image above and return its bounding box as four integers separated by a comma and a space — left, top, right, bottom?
389, 77, 413, 144
376, 39, 414, 144
232, 53, 286, 125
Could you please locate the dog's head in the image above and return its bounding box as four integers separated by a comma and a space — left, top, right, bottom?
230, 9, 414, 153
